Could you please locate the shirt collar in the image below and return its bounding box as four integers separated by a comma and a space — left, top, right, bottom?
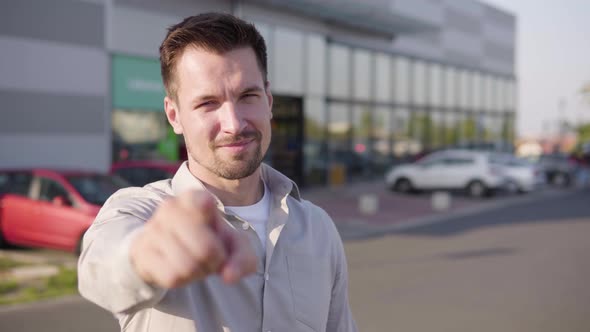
170, 162, 301, 209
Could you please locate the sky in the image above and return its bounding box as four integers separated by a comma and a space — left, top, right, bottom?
482, 0, 590, 138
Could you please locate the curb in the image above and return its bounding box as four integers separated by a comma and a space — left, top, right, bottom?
337, 187, 582, 241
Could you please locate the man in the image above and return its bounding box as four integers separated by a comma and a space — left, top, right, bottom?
78, 12, 357, 332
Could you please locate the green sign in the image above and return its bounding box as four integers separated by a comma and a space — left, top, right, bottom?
112, 55, 166, 110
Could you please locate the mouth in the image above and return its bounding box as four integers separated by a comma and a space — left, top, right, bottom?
216, 137, 257, 154
218, 138, 255, 148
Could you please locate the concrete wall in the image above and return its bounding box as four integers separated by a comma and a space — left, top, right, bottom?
0, 0, 109, 171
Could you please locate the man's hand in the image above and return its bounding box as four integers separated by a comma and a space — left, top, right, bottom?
129, 190, 257, 288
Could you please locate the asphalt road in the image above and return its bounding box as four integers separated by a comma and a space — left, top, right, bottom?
1, 188, 589, 332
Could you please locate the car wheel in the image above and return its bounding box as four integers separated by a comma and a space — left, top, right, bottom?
467, 180, 487, 198
506, 180, 519, 194
394, 178, 413, 194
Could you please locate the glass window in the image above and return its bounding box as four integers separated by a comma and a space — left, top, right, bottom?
0, 171, 32, 196
392, 108, 419, 157
328, 45, 351, 98
458, 70, 470, 110
497, 79, 508, 113
39, 179, 71, 204
353, 49, 372, 101
506, 80, 517, 111
443, 67, 457, 109
304, 97, 327, 186
444, 112, 461, 146
373, 106, 392, 165
328, 102, 350, 152
408, 110, 428, 152
66, 175, 126, 205
273, 27, 304, 95
112, 109, 170, 161
429, 64, 442, 107
503, 112, 516, 142
306, 34, 326, 96
393, 57, 409, 104
482, 75, 493, 112
375, 53, 392, 103
430, 110, 445, 148
463, 113, 478, 141
412, 61, 427, 106
471, 72, 482, 111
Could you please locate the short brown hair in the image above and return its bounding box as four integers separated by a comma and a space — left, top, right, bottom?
159, 12, 268, 99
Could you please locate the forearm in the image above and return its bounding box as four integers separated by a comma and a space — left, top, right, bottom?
78, 214, 166, 314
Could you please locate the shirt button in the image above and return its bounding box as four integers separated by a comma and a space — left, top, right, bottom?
264, 273, 269, 281
241, 223, 249, 230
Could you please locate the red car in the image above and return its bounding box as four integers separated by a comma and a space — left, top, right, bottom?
110, 160, 182, 187
0, 169, 126, 254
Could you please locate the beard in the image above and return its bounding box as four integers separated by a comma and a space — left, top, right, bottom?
188, 130, 265, 180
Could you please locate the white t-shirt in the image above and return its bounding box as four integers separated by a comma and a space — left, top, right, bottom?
225, 182, 270, 251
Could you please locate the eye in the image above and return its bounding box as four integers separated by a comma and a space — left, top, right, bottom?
195, 100, 217, 110
241, 93, 260, 102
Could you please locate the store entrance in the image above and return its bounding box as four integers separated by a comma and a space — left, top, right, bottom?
267, 96, 304, 187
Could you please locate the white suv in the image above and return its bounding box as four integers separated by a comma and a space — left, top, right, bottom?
385, 150, 507, 197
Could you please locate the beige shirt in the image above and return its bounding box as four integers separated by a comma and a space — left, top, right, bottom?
78, 163, 357, 332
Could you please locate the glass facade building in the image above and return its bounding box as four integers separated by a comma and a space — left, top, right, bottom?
1, 0, 516, 188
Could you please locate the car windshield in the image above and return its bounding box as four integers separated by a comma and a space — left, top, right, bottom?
66, 174, 127, 205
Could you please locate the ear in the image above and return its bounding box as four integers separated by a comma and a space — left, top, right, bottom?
265, 81, 274, 119
164, 96, 184, 135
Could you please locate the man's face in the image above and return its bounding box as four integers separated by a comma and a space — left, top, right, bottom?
165, 46, 272, 180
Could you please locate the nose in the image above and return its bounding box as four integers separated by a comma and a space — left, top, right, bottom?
218, 102, 246, 134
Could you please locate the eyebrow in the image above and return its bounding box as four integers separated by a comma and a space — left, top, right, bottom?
190, 85, 264, 105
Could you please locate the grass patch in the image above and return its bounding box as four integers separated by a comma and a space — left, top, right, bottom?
0, 256, 27, 272
0, 267, 78, 306
0, 279, 18, 294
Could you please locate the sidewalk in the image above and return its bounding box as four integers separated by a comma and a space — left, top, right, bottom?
302, 180, 480, 226
301, 179, 584, 240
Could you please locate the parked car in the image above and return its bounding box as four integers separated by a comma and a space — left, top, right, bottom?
0, 169, 126, 253
536, 153, 578, 187
385, 150, 507, 197
494, 153, 546, 193
110, 160, 182, 187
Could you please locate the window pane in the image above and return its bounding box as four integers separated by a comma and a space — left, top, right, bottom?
443, 67, 456, 109
306, 34, 326, 96
430, 110, 444, 148
408, 110, 427, 152
471, 73, 482, 110
375, 53, 392, 103
412, 61, 426, 105
374, 106, 392, 165
463, 113, 478, 141
458, 70, 470, 110
506, 80, 517, 111
273, 27, 304, 94
353, 49, 372, 101
328, 102, 350, 152
444, 112, 461, 146
482, 75, 493, 111
394, 57, 409, 104
429, 64, 442, 107
329, 45, 350, 98
351, 105, 372, 177
392, 108, 414, 157
503, 113, 516, 142
352, 105, 371, 152
304, 97, 327, 186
